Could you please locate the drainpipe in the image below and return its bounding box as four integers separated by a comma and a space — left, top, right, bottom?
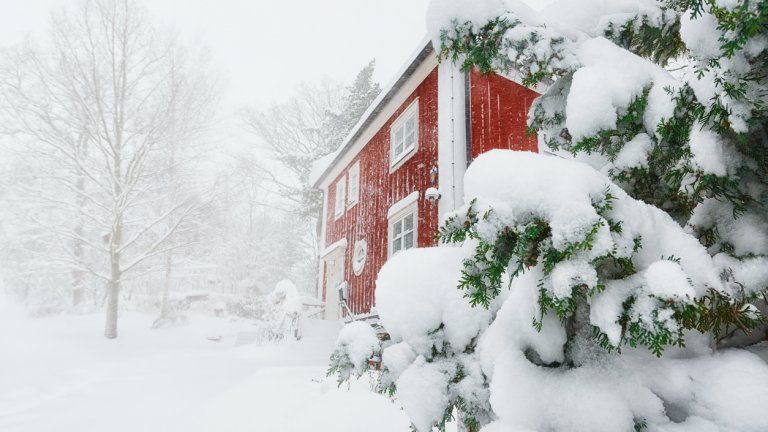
437, 61, 468, 222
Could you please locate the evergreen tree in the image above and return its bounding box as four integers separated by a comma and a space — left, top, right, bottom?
434, 0, 768, 349
243, 60, 381, 221
330, 1, 768, 431
326, 60, 382, 146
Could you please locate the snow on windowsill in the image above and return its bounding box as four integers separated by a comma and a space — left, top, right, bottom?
321, 238, 348, 258
387, 191, 420, 219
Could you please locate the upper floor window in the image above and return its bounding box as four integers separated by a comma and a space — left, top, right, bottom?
347, 161, 360, 206
390, 99, 419, 169
334, 178, 346, 218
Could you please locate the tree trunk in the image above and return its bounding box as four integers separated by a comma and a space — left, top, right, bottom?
159, 252, 173, 319
72, 278, 83, 306
71, 133, 87, 307
104, 219, 123, 339
104, 262, 120, 339
564, 298, 598, 366
71, 213, 85, 307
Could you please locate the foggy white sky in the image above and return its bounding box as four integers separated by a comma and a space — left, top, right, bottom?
0, 0, 432, 110
1, 0, 556, 111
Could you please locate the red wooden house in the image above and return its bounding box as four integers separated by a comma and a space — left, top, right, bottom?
311, 39, 542, 320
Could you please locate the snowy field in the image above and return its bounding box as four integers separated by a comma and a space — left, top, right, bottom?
0, 303, 412, 432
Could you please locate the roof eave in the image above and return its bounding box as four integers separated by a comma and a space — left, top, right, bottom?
311, 39, 435, 189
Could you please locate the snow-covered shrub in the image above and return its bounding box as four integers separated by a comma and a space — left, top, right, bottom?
255, 279, 304, 343
328, 321, 382, 384
329, 247, 495, 431
330, 1, 768, 428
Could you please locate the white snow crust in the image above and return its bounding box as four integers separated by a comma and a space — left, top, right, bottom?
689, 124, 739, 177
377, 246, 492, 355
612, 133, 653, 170
0, 312, 410, 432
397, 356, 452, 432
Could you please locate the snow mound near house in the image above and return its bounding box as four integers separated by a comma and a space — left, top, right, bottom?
377, 247, 493, 355
483, 348, 768, 432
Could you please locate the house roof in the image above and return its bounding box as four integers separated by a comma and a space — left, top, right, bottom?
309, 37, 434, 188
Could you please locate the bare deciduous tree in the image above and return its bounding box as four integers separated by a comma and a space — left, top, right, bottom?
0, 0, 218, 338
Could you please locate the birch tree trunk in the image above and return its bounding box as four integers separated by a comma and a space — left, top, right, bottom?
71, 133, 88, 307
159, 252, 173, 320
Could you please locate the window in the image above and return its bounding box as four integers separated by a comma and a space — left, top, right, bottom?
390, 99, 419, 168
389, 210, 417, 256
347, 162, 360, 206
334, 179, 346, 218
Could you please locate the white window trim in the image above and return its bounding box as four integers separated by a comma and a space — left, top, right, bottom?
334, 178, 346, 219
388, 199, 418, 257
389, 98, 419, 172
347, 161, 360, 209
320, 238, 348, 258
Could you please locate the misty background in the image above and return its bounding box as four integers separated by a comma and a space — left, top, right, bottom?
0, 0, 437, 336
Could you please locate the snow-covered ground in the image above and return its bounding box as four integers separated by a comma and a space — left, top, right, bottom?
0, 302, 411, 432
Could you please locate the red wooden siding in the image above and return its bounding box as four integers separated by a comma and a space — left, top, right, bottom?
469, 69, 539, 159
323, 68, 440, 315
321, 66, 540, 317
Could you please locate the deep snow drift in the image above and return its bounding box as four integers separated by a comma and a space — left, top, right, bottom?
0, 307, 410, 432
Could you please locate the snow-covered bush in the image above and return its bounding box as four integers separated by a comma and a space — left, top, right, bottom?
255, 279, 304, 343
328, 321, 382, 384
330, 1, 768, 430
330, 247, 496, 431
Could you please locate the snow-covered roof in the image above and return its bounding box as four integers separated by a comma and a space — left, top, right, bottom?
310, 37, 434, 188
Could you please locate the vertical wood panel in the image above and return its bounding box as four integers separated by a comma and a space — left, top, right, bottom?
470, 69, 539, 159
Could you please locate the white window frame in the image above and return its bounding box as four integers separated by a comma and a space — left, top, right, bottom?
334, 178, 346, 218
389, 98, 419, 171
347, 161, 360, 208
388, 202, 418, 257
